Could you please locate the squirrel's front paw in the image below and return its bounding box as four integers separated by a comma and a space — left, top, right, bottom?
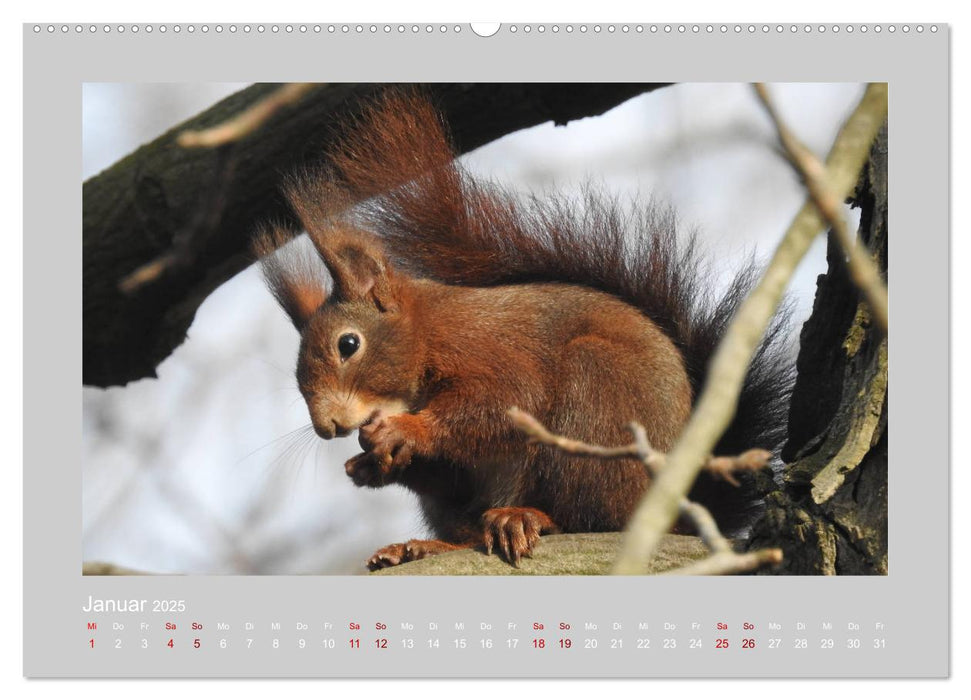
367, 539, 466, 571
358, 412, 423, 473
482, 507, 559, 566
344, 452, 397, 488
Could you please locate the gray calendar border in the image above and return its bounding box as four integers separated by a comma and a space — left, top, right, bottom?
23, 23, 948, 678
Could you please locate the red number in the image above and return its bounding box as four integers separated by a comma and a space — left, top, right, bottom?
167, 639, 174, 649
532, 638, 546, 648
193, 638, 201, 649
742, 639, 756, 649
716, 638, 729, 649
558, 639, 572, 648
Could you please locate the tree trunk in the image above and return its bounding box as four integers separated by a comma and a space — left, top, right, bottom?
747, 124, 888, 575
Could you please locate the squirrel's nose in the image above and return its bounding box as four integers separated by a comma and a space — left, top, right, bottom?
313, 420, 336, 440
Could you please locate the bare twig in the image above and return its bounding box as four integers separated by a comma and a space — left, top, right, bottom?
508, 407, 780, 575
611, 83, 888, 575
659, 548, 783, 576
754, 83, 888, 333
508, 407, 770, 484
705, 450, 772, 487
679, 500, 732, 554
508, 407, 647, 460
177, 83, 317, 148
622, 422, 731, 555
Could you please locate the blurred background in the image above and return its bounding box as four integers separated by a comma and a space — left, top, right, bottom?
82, 83, 865, 574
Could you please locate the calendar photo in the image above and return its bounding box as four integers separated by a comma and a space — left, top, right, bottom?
81, 81, 888, 577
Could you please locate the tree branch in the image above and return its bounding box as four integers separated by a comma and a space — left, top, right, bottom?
177, 83, 317, 148
611, 83, 888, 575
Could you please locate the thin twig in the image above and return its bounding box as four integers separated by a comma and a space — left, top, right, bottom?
508, 407, 646, 460
679, 500, 732, 554
755, 83, 888, 333
705, 450, 773, 487
611, 83, 888, 575
177, 83, 317, 148
659, 548, 783, 576
508, 407, 771, 484
637, 419, 735, 555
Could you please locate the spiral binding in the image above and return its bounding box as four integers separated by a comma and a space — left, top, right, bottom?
31, 23, 939, 36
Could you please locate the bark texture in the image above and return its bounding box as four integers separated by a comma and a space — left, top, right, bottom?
747, 124, 889, 575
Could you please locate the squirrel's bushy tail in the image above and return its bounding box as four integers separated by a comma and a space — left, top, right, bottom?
293, 89, 793, 532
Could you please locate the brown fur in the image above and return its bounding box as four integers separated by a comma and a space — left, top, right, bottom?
254, 89, 793, 568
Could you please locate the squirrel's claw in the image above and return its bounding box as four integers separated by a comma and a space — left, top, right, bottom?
358, 413, 416, 473
367, 539, 467, 571
367, 543, 407, 570
481, 507, 558, 566
345, 452, 396, 488
345, 414, 420, 487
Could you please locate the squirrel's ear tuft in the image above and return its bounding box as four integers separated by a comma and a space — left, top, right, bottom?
283, 176, 400, 313
252, 226, 329, 330
312, 229, 400, 312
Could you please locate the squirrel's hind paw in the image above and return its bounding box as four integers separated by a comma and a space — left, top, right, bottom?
366, 539, 467, 571
482, 507, 559, 566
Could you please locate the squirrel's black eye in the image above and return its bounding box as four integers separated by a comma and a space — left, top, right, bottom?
337, 333, 361, 360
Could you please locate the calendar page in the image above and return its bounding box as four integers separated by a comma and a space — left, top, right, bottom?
23, 21, 948, 678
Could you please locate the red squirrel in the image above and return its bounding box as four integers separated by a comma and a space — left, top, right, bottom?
254, 90, 792, 570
